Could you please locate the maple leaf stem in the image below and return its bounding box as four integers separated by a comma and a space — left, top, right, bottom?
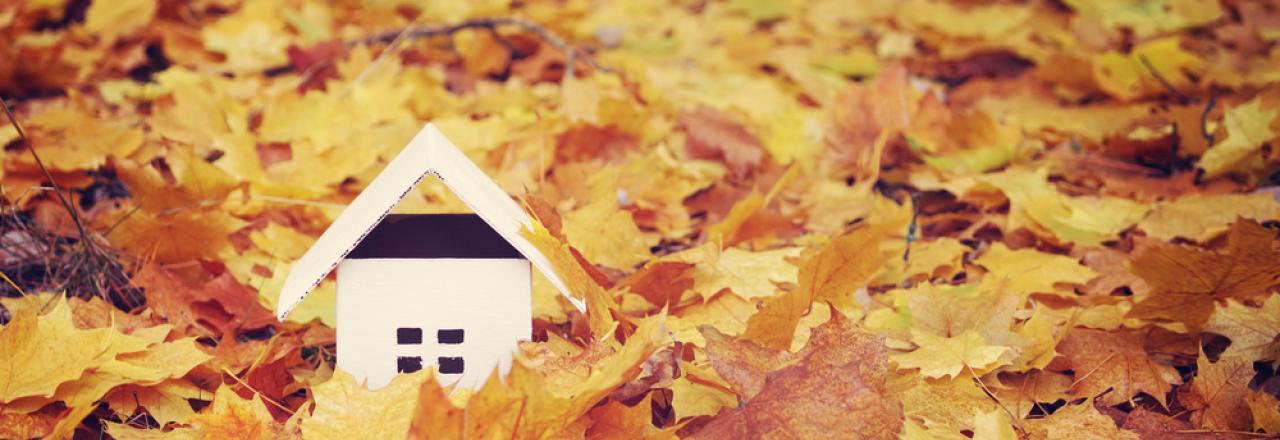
221, 368, 297, 415
351, 17, 612, 80
1138, 55, 1189, 104
968, 366, 1025, 435
0, 270, 24, 295
1200, 92, 1218, 145
1176, 429, 1274, 437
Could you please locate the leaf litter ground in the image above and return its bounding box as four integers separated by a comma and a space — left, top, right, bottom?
1, 0, 1280, 439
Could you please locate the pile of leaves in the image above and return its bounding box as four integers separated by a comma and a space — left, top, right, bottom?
2, 0, 1280, 438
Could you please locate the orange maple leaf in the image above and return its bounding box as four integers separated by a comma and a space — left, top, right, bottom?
1126, 218, 1280, 331
691, 313, 902, 439
741, 223, 893, 350
1054, 328, 1182, 407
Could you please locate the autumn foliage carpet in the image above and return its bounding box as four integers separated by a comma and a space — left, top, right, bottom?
2, 0, 1280, 439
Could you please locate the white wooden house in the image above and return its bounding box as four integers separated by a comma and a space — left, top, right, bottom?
276, 123, 584, 389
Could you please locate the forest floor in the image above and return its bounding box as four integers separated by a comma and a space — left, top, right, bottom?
1, 0, 1280, 439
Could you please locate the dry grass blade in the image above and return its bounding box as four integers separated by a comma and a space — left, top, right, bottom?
0, 100, 141, 310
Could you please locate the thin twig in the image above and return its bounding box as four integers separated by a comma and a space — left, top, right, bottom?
350, 17, 612, 79
1175, 429, 1276, 437
968, 367, 1025, 435
1, 101, 92, 251
0, 270, 24, 296
1070, 351, 1116, 390
1138, 56, 1190, 104
1200, 92, 1218, 145
221, 368, 296, 415
1, 100, 140, 308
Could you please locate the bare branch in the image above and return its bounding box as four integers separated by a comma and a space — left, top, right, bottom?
350, 17, 612, 80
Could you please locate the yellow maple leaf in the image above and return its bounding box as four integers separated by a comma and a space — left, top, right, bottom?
1066, 0, 1223, 38
84, 0, 155, 41
1093, 37, 1203, 101
410, 314, 667, 438
562, 177, 655, 269
666, 291, 755, 346
980, 166, 1150, 246
974, 91, 1153, 144
971, 408, 1017, 440
521, 220, 616, 337
875, 237, 969, 285
586, 393, 679, 439
897, 0, 1033, 39
6, 101, 144, 173
0, 297, 117, 403
975, 243, 1097, 298
302, 370, 429, 440
1023, 401, 1140, 440
103, 380, 205, 425
899, 375, 999, 433
669, 244, 801, 300
669, 366, 738, 420
200, 0, 292, 72
892, 329, 1010, 379
1205, 294, 1280, 361
115, 150, 240, 213
104, 421, 201, 439
189, 386, 289, 439
249, 223, 315, 261
1137, 193, 1280, 242
1199, 95, 1280, 179
1247, 391, 1280, 434
103, 208, 244, 263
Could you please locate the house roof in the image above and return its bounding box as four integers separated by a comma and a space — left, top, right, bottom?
276, 123, 583, 320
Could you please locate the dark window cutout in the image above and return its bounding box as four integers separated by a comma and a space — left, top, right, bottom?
438, 329, 465, 344
397, 356, 423, 373
438, 356, 465, 374
397, 327, 423, 344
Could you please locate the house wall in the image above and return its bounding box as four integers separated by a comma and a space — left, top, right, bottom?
335, 258, 532, 389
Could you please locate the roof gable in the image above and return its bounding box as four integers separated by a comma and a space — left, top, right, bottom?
276, 123, 582, 320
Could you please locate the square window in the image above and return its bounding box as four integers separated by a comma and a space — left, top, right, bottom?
438, 356, 464, 374
397, 327, 422, 344
397, 356, 423, 373
438, 329, 464, 344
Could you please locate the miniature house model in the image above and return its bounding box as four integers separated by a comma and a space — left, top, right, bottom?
276, 124, 583, 389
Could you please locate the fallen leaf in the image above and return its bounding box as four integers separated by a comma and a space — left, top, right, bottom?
1199, 94, 1280, 179
700, 325, 796, 400
1127, 219, 1280, 331
892, 329, 1011, 379
1204, 293, 1280, 361
1184, 351, 1255, 432
302, 370, 429, 440
189, 385, 289, 439
1136, 193, 1280, 242
585, 393, 677, 439
677, 105, 767, 178
971, 408, 1017, 440
741, 224, 893, 350
1023, 402, 1140, 440
691, 314, 902, 439
1055, 328, 1181, 407
976, 243, 1098, 298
